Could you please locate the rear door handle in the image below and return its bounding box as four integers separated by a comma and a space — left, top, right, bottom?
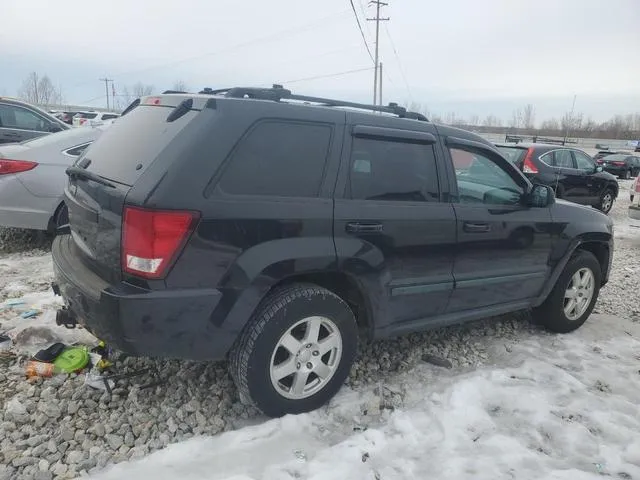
463, 222, 491, 233
346, 222, 383, 234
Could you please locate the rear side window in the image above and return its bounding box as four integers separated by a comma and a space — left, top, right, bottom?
497, 147, 526, 165
64, 142, 91, 157
347, 137, 439, 202
543, 150, 574, 168
102, 114, 119, 120
218, 121, 332, 197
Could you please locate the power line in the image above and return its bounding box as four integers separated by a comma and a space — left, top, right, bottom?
349, 0, 375, 64
280, 66, 374, 85
383, 24, 413, 102
72, 10, 350, 88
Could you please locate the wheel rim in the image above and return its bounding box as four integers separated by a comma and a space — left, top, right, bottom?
269, 316, 342, 400
564, 267, 595, 320
601, 193, 612, 212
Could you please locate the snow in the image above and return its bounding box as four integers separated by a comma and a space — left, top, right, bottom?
89, 314, 640, 480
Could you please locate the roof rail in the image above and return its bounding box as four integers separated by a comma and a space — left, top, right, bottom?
196, 84, 428, 121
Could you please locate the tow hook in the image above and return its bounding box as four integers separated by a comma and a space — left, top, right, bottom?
56, 307, 77, 329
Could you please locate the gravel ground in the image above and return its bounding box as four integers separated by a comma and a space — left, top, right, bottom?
0, 183, 638, 479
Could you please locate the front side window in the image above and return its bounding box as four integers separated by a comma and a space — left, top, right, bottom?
573, 150, 595, 171
0, 104, 48, 131
219, 121, 332, 197
347, 137, 439, 202
451, 147, 523, 205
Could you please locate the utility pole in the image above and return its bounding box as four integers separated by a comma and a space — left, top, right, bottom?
379, 62, 383, 106
99, 77, 113, 110
367, 0, 389, 106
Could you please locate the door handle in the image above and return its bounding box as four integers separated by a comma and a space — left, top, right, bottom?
463, 222, 491, 233
345, 222, 383, 234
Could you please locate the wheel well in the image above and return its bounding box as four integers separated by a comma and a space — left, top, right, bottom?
272, 272, 372, 339
576, 242, 609, 281
605, 183, 618, 198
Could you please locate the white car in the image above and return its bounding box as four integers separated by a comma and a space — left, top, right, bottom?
0, 122, 112, 232
630, 176, 640, 221
72, 111, 120, 127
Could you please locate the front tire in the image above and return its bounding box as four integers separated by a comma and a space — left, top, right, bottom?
533, 250, 601, 333
229, 283, 358, 418
596, 189, 615, 214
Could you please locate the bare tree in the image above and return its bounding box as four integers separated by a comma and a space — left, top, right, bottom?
522, 104, 535, 129
468, 114, 480, 126
172, 80, 189, 92
541, 118, 560, 131
509, 108, 523, 128
18, 72, 63, 105
482, 114, 500, 127
115, 82, 155, 110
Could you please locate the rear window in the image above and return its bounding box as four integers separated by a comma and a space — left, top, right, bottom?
497, 146, 527, 164
602, 154, 627, 162
82, 105, 198, 185
78, 113, 98, 119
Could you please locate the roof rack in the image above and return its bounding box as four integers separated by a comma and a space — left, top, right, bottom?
196, 84, 428, 121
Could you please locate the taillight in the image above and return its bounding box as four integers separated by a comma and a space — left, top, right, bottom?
121, 207, 200, 279
611, 161, 625, 166
522, 148, 538, 174
635, 179, 640, 193
0, 159, 38, 175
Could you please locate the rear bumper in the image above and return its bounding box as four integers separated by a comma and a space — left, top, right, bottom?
603, 166, 626, 176
51, 235, 235, 361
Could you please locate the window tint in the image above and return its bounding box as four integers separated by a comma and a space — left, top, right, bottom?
451, 147, 523, 205
552, 150, 574, 168
102, 114, 119, 120
0, 105, 47, 131
496, 146, 527, 165
573, 150, 595, 170
347, 137, 439, 202
219, 121, 332, 197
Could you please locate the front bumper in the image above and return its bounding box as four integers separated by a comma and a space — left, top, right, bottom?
51, 235, 233, 361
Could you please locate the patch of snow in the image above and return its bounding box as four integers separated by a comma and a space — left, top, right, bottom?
89, 315, 640, 480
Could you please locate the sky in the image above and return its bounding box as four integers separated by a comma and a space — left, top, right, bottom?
1, 0, 639, 124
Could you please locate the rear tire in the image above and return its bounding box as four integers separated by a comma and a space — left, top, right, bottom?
622, 169, 631, 180
596, 189, 614, 214
229, 283, 358, 418
533, 250, 601, 334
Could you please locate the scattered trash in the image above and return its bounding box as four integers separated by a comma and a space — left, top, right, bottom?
53, 346, 89, 373
32, 342, 66, 362
594, 463, 605, 473
293, 450, 307, 461
0, 334, 11, 352
4, 299, 25, 307
20, 310, 40, 319
84, 370, 115, 391
421, 353, 453, 369
362, 452, 370, 463
25, 360, 59, 378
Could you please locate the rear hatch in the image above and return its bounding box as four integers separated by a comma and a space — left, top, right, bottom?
496, 145, 528, 169
64, 96, 204, 284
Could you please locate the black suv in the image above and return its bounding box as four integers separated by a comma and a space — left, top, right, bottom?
496, 143, 619, 214
52, 87, 614, 417
0, 97, 69, 144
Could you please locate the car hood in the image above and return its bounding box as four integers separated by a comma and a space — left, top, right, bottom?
552, 198, 614, 232
594, 170, 619, 181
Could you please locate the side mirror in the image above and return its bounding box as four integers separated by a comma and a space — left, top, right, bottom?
526, 184, 555, 208
49, 124, 63, 133
595, 165, 603, 173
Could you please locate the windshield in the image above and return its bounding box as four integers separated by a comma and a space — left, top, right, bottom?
497, 146, 527, 164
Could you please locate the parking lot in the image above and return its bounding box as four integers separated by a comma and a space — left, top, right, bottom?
0, 180, 637, 479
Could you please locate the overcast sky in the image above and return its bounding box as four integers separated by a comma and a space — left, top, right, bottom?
1, 0, 639, 123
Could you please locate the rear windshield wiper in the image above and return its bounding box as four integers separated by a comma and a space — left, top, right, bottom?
65, 166, 115, 188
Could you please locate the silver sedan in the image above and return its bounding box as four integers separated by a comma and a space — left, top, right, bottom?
0, 122, 112, 232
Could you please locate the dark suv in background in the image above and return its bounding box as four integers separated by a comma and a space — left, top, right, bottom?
497, 143, 619, 214
52, 87, 614, 417
0, 97, 69, 144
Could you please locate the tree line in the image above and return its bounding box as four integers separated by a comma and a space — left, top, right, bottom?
12, 72, 640, 140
